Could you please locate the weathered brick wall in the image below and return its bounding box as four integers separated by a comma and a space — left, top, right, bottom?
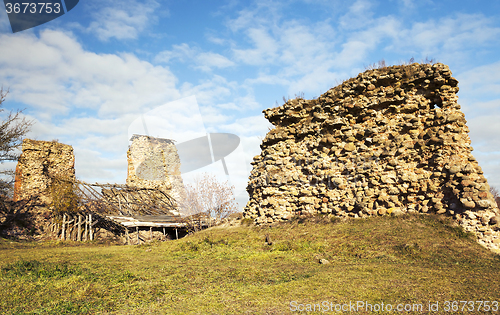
13, 139, 75, 204
244, 63, 500, 251
127, 134, 185, 208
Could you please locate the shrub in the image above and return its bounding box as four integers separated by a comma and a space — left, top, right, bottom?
180, 173, 238, 226
49, 178, 80, 215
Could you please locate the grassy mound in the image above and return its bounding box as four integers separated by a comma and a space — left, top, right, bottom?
1, 214, 499, 314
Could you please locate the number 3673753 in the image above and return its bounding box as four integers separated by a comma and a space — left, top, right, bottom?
5, 3, 61, 14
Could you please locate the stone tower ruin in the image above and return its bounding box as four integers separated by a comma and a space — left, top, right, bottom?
127, 134, 186, 206
13, 139, 76, 204
244, 63, 500, 251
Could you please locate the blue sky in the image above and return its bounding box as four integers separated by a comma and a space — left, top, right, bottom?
0, 0, 500, 210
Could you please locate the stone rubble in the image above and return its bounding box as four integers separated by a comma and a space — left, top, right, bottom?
243, 63, 500, 252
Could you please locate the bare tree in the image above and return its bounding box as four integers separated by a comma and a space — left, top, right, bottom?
0, 88, 34, 233
0, 87, 33, 198
181, 173, 238, 227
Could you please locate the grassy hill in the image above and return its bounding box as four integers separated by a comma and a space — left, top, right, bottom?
1, 214, 499, 314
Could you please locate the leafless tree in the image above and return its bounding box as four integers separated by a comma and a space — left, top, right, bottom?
0, 88, 33, 233
180, 173, 238, 227
0, 87, 33, 198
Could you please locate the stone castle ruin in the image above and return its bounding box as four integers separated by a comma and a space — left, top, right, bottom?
7, 139, 77, 238
126, 134, 186, 206
13, 139, 76, 204
8, 135, 187, 242
243, 63, 500, 251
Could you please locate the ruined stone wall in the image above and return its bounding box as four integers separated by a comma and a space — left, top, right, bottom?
244, 63, 500, 251
14, 139, 75, 204
127, 134, 185, 207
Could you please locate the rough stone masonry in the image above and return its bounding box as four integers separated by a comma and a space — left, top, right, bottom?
14, 139, 76, 204
11, 139, 76, 237
127, 134, 186, 209
243, 63, 500, 251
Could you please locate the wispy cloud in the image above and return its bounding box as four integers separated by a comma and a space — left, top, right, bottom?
196, 52, 235, 71
233, 28, 279, 65
457, 61, 500, 100
389, 13, 500, 63
0, 29, 180, 120
339, 0, 374, 30
85, 0, 160, 41
155, 44, 235, 72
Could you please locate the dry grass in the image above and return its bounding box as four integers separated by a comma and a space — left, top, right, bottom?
365, 57, 438, 70
1, 213, 499, 314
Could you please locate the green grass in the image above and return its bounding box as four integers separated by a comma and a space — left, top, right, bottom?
1, 214, 499, 314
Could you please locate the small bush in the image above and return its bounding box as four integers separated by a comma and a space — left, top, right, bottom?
330, 216, 341, 224
50, 178, 80, 215
394, 243, 421, 258
202, 235, 228, 247
240, 218, 253, 226
273, 240, 296, 252
180, 241, 200, 252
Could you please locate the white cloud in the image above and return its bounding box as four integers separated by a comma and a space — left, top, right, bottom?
196, 52, 235, 71
180, 75, 237, 107
154, 43, 193, 63
0, 29, 188, 184
400, 0, 415, 9
244, 73, 290, 86
226, 4, 400, 97
224, 3, 500, 104
278, 22, 335, 75
74, 147, 127, 183
233, 28, 279, 65
85, 0, 160, 41
227, 13, 343, 96
232, 94, 261, 110
336, 40, 371, 67
452, 61, 500, 192
155, 44, 235, 72
471, 149, 500, 191
206, 34, 228, 45
226, 7, 260, 32
390, 14, 500, 61
339, 0, 374, 30
0, 30, 180, 119
287, 68, 340, 97
457, 61, 500, 100
128, 96, 207, 143
218, 115, 272, 137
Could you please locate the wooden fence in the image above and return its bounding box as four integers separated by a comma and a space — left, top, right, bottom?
50, 176, 179, 216
49, 212, 125, 241
45, 177, 212, 243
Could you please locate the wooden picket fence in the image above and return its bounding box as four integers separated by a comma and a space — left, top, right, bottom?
49, 212, 124, 241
